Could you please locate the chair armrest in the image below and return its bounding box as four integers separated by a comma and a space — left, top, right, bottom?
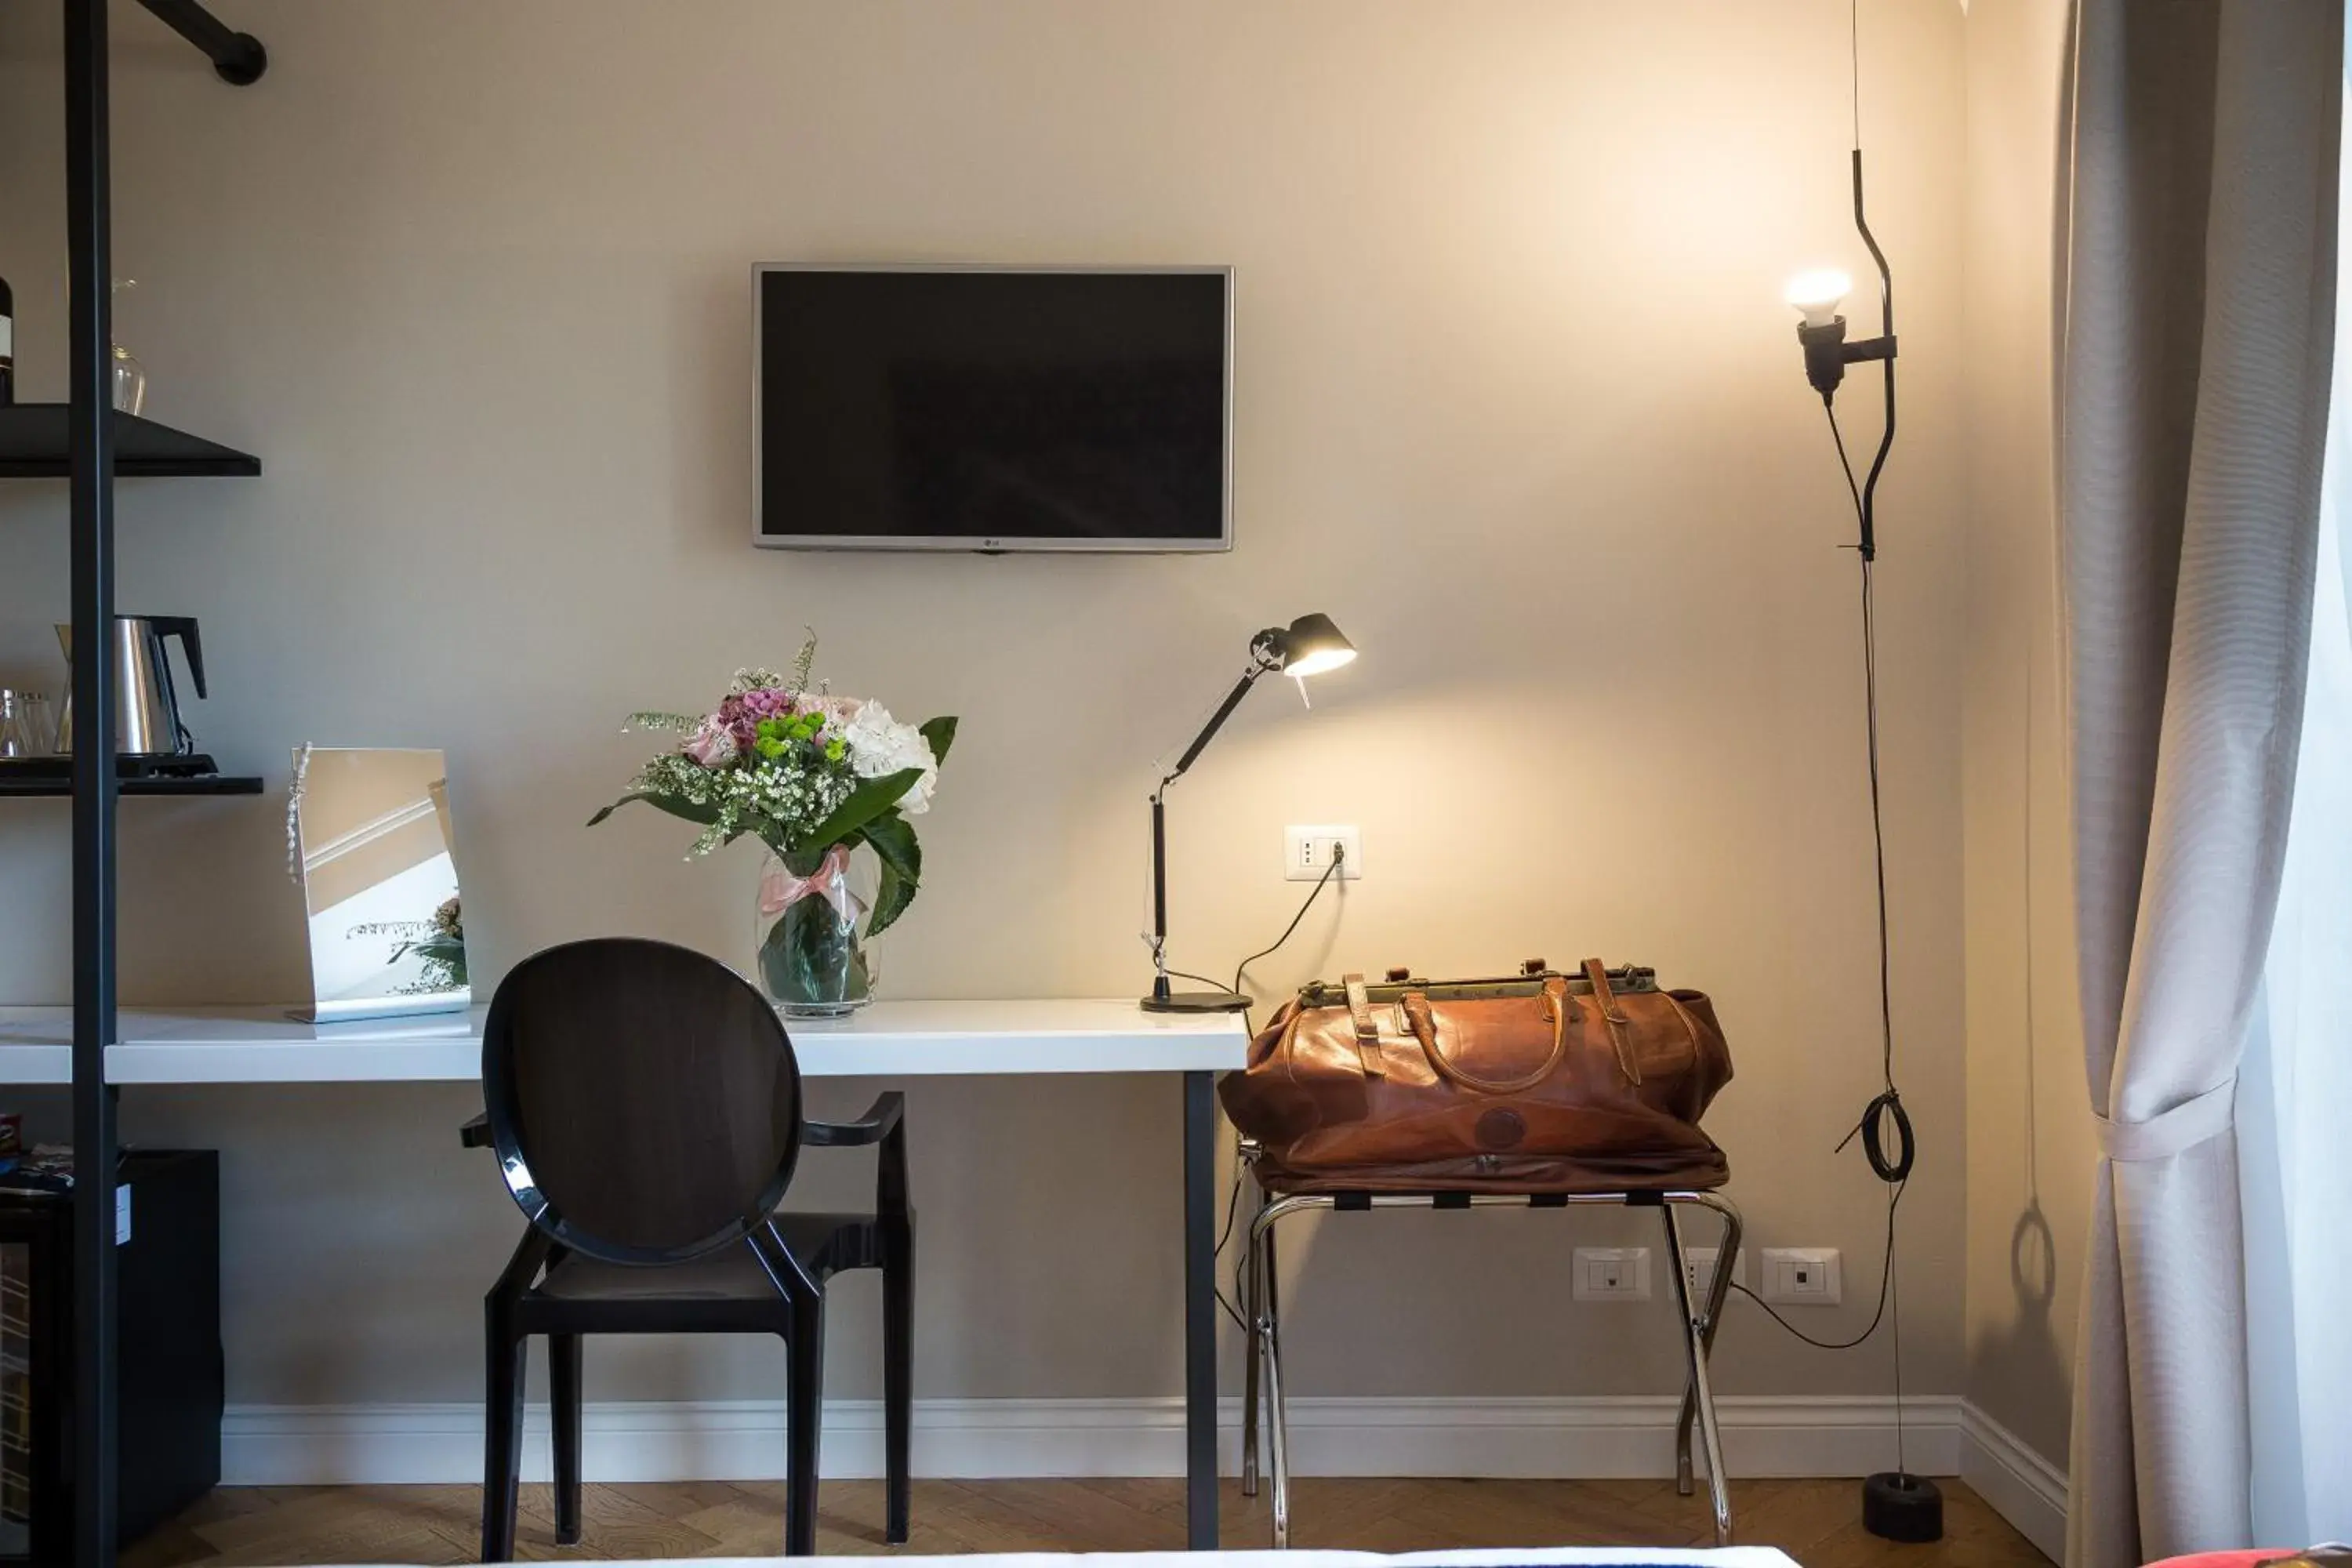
804, 1091, 905, 1148
460, 1113, 492, 1149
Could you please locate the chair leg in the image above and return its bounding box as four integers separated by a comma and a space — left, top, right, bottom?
550, 1333, 583, 1544
1259, 1216, 1292, 1549
1662, 1202, 1733, 1544
1241, 1189, 1264, 1497
786, 1293, 828, 1556
480, 1313, 526, 1563
882, 1219, 913, 1546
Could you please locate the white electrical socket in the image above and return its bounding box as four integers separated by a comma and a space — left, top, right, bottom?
1283, 825, 1363, 881
1760, 1247, 1843, 1305
1682, 1245, 1744, 1302
1570, 1246, 1653, 1301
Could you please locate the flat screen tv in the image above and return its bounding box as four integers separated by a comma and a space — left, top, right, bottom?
753, 264, 1233, 552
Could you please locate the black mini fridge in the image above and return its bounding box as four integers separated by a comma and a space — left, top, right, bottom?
0, 1149, 223, 1565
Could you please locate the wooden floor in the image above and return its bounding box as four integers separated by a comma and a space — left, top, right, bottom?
120, 1476, 2049, 1566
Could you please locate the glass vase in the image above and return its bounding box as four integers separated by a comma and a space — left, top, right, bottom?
754, 844, 878, 1018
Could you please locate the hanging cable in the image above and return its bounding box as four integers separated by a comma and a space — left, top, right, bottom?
1207, 851, 1347, 1329
1736, 397, 1919, 1481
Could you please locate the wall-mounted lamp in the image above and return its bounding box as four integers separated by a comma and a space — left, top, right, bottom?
1142, 614, 1356, 1013
1783, 30, 1939, 1544
1787, 151, 1899, 560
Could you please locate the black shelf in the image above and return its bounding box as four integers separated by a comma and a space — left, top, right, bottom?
0, 773, 263, 797
0, 405, 260, 477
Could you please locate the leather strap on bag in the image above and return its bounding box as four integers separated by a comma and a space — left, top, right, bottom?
1404, 975, 1573, 1095
1584, 956, 1641, 1085
1342, 973, 1387, 1079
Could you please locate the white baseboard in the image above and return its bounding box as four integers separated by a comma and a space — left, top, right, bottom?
222, 1394, 1963, 1488
1959, 1403, 2067, 1563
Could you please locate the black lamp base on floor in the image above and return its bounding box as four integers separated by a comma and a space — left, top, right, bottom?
1862, 1472, 1944, 1542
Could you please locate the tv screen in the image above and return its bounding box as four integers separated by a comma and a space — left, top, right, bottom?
754, 266, 1232, 552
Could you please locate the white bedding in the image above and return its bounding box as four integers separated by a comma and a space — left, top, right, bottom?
343, 1553, 1801, 1568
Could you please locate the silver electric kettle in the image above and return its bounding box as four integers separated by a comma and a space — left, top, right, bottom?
54, 617, 209, 757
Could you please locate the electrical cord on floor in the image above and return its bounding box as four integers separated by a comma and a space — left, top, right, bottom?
1202, 850, 1348, 1332
1727, 401, 1918, 1475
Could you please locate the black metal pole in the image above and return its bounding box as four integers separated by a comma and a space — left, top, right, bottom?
1143, 655, 1272, 1009
1149, 794, 1171, 1005
132, 0, 266, 85
1166, 666, 1267, 786
1849, 147, 1896, 562
64, 1, 120, 1563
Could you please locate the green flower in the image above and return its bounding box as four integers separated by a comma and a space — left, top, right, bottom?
825, 739, 846, 762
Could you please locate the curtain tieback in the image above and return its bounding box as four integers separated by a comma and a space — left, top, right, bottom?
2093, 1078, 2236, 1162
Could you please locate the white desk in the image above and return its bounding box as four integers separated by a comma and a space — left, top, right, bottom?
0, 1000, 1245, 1084
0, 998, 1250, 1547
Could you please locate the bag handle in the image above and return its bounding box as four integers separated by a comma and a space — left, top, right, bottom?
1584, 956, 1642, 1085
1341, 973, 1387, 1079
1401, 975, 1573, 1095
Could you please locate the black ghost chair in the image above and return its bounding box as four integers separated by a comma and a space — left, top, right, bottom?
459, 937, 912, 1559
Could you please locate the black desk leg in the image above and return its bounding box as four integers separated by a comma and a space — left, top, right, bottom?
1181, 1069, 1218, 1549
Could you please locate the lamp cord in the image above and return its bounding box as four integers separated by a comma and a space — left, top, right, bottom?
1161, 844, 1345, 1009
1199, 852, 1347, 1330
1234, 846, 1343, 1010
1736, 397, 1916, 1482
1850, 0, 1862, 150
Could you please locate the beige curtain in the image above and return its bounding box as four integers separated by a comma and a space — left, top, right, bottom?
2057, 4, 2341, 1566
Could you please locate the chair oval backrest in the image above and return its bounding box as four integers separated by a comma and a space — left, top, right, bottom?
482, 937, 804, 1265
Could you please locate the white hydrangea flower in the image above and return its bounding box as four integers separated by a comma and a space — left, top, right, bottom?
838, 700, 939, 815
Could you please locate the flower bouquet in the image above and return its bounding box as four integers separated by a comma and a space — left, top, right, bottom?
590, 639, 956, 1015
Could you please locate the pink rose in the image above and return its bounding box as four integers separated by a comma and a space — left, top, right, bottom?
683, 715, 738, 768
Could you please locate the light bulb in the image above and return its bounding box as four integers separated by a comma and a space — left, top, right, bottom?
1784, 268, 1852, 328
1281, 646, 1355, 680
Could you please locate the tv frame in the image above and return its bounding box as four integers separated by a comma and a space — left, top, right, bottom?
750, 262, 1235, 554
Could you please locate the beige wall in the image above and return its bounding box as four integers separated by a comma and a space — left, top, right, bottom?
0, 1, 1973, 1413
1958, 0, 2092, 1471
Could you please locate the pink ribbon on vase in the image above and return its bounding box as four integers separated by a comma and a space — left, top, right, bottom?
760, 844, 858, 924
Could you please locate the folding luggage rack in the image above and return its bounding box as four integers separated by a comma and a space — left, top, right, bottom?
1238, 1174, 1744, 1549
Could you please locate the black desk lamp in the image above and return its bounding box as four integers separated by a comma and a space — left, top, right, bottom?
1142, 613, 1356, 1013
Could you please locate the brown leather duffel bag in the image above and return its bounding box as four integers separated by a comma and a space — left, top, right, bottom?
1220, 959, 1733, 1194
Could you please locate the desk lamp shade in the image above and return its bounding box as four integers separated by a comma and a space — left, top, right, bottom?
1272, 614, 1355, 678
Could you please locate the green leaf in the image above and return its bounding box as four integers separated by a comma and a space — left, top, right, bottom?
920, 715, 958, 766
587, 790, 719, 829
794, 768, 920, 857
861, 812, 923, 936
861, 812, 920, 883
